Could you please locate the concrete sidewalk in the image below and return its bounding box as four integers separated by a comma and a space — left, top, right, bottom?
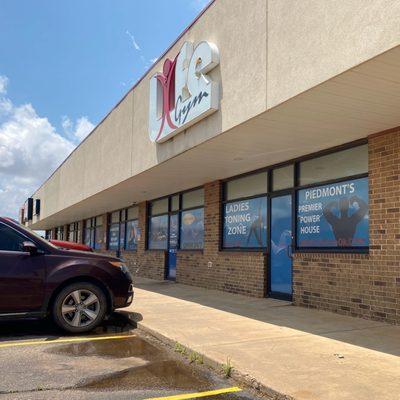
125, 277, 400, 400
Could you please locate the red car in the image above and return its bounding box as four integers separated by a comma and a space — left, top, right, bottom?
0, 217, 133, 333
50, 240, 93, 252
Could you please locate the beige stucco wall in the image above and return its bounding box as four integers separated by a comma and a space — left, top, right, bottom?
30, 0, 400, 224
267, 0, 400, 108
32, 0, 268, 221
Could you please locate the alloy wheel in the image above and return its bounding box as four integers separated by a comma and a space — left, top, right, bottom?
61, 289, 100, 328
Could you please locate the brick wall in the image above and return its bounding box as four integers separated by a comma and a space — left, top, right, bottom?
100, 181, 266, 297
90, 131, 399, 324
176, 181, 266, 297
100, 201, 166, 280
293, 131, 400, 324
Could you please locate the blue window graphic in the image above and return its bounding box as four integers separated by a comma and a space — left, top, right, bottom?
148, 215, 168, 250
223, 197, 267, 248
180, 208, 204, 249
126, 220, 139, 251
297, 177, 369, 248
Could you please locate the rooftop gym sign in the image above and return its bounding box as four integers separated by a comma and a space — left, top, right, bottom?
148, 41, 220, 143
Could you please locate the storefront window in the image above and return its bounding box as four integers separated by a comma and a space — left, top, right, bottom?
223, 197, 268, 248
85, 216, 102, 249
147, 188, 205, 251
148, 214, 168, 249
56, 226, 64, 240
180, 189, 204, 250
272, 165, 294, 191
108, 222, 120, 250
225, 171, 267, 200
297, 177, 369, 248
299, 144, 367, 186
68, 222, 81, 243
182, 189, 204, 209
84, 219, 93, 247
223, 172, 268, 249
180, 208, 204, 249
151, 198, 168, 215
126, 219, 139, 250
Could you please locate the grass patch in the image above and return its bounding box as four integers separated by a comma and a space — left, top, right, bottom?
174, 341, 187, 355
221, 357, 233, 378
189, 351, 204, 364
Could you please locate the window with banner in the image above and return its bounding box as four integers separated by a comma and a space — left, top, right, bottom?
223, 172, 268, 249
148, 214, 168, 250
180, 189, 204, 250
223, 197, 268, 248
126, 219, 139, 250
68, 222, 81, 243
56, 226, 64, 241
180, 208, 204, 249
84, 216, 102, 249
108, 207, 139, 251
297, 177, 369, 248
147, 188, 205, 251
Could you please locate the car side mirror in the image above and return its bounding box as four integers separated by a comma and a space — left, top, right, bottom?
22, 241, 38, 255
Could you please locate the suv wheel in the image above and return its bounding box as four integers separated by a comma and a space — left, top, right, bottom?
53, 282, 107, 333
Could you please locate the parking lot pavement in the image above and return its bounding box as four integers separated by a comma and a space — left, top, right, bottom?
0, 314, 259, 400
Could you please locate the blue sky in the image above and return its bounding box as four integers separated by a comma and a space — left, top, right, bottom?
0, 0, 209, 218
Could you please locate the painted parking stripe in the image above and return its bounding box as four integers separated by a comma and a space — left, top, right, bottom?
0, 334, 135, 349
145, 386, 242, 400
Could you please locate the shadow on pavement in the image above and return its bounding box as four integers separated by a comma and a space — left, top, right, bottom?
133, 278, 400, 357
0, 311, 138, 342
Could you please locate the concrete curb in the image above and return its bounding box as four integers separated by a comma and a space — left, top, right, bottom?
135, 322, 295, 400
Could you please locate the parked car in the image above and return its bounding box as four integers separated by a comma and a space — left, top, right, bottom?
0, 217, 133, 333
49, 239, 93, 252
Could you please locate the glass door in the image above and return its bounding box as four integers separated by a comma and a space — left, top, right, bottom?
167, 213, 178, 280
270, 194, 293, 299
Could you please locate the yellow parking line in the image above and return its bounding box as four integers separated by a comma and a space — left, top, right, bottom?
0, 334, 135, 349
145, 386, 242, 400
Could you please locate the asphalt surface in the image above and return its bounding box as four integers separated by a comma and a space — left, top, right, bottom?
0, 313, 260, 400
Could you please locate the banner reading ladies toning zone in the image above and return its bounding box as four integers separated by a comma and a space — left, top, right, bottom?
297, 177, 369, 248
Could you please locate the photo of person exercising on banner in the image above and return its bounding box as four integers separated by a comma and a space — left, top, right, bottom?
323, 195, 368, 247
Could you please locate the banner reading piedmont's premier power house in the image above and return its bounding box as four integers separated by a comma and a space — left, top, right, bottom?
297, 177, 369, 248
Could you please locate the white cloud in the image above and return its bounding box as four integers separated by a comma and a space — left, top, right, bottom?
150, 57, 158, 64
62, 115, 94, 142
0, 75, 94, 219
126, 30, 141, 51
0, 75, 8, 95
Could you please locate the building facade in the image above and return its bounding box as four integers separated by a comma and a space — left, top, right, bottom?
25, 0, 400, 325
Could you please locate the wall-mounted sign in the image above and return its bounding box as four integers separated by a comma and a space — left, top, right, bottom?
297, 177, 369, 248
149, 41, 220, 143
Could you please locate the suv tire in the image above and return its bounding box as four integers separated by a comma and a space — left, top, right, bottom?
52, 282, 107, 333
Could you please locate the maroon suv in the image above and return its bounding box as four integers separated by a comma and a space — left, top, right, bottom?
0, 217, 133, 333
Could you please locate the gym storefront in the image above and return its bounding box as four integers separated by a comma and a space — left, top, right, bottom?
25, 0, 400, 325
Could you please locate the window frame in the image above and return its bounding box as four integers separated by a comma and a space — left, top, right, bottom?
107, 207, 139, 252
220, 139, 369, 254
84, 216, 102, 249
146, 186, 205, 251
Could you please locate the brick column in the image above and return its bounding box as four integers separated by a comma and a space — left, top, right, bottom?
63, 225, 68, 241
78, 220, 85, 244
293, 131, 400, 324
